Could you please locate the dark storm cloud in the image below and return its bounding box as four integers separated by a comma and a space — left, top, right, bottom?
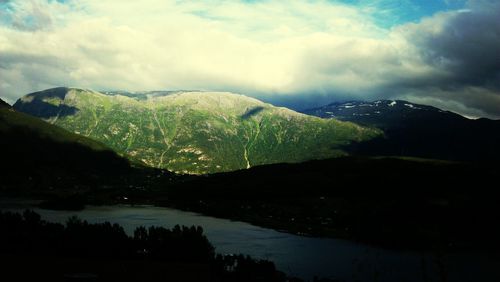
373, 2, 500, 118
414, 7, 500, 90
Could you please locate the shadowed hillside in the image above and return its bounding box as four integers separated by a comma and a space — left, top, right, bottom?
0, 98, 9, 108
155, 157, 500, 250
0, 105, 134, 196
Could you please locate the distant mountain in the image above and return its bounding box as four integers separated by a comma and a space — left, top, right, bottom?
14, 87, 380, 174
303, 100, 500, 161
0, 104, 132, 193
303, 100, 464, 127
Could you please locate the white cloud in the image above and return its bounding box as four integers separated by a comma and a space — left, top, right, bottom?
0, 1, 387, 99
0, 0, 498, 118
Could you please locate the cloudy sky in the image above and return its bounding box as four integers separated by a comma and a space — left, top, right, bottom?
0, 0, 499, 118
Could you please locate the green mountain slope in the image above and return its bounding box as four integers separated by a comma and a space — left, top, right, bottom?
14, 88, 380, 174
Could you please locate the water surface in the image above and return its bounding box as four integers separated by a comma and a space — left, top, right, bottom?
3, 202, 499, 281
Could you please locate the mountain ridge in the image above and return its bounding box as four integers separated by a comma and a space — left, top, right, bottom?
14, 87, 380, 174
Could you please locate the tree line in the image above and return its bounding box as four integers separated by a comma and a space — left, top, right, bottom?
0, 210, 290, 281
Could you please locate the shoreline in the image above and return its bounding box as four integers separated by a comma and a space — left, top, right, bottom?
1, 195, 495, 254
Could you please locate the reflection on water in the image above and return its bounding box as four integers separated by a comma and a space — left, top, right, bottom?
2, 201, 499, 281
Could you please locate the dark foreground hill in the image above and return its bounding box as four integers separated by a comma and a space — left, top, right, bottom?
0, 104, 134, 196
155, 156, 500, 250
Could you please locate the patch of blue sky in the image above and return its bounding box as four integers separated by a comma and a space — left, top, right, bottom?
332, 0, 467, 27
0, 1, 12, 26
240, 0, 467, 28
0, 0, 11, 11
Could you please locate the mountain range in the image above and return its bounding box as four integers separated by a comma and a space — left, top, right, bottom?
13, 87, 380, 174
303, 100, 500, 162
3, 93, 500, 250
6, 88, 500, 177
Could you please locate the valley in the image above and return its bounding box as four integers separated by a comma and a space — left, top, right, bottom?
2, 93, 500, 281
3, 92, 500, 250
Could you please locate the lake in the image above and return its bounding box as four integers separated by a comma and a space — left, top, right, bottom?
2, 201, 499, 281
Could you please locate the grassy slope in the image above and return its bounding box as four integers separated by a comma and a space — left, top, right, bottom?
14, 88, 380, 174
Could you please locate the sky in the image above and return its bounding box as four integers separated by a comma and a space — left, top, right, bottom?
0, 0, 499, 118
